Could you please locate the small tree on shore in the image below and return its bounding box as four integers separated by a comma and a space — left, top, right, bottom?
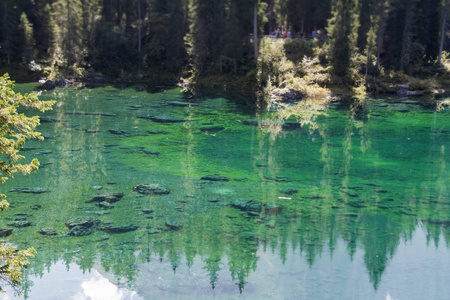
0, 73, 55, 293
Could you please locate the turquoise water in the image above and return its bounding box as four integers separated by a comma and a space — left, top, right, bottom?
0, 85, 449, 299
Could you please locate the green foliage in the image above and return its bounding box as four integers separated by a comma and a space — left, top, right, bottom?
0, 74, 55, 194
283, 39, 314, 63
0, 73, 54, 293
326, 0, 359, 81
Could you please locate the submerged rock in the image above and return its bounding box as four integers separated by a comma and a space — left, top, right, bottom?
230, 199, 262, 212
280, 188, 298, 195
87, 192, 124, 203
199, 126, 224, 133
0, 228, 13, 237
201, 175, 230, 181
133, 184, 170, 195
99, 224, 138, 234
65, 111, 117, 117
165, 220, 183, 230
68, 226, 95, 237
142, 149, 160, 155
96, 201, 114, 209
243, 119, 300, 131
9, 187, 50, 194
169, 101, 197, 107
8, 221, 32, 227
65, 216, 100, 229
38, 228, 57, 236
264, 202, 282, 215
138, 114, 186, 123
147, 130, 168, 134
40, 116, 67, 123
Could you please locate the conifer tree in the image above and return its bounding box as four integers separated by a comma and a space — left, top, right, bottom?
326, 0, 359, 80
18, 12, 36, 62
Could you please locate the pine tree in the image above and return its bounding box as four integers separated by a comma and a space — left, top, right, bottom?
326, 0, 359, 80
18, 12, 36, 62
51, 0, 84, 66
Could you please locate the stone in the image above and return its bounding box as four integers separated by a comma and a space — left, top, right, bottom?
8, 221, 32, 227
65, 111, 117, 117
65, 216, 100, 229
133, 184, 170, 195
99, 225, 138, 234
109, 129, 126, 135
40, 116, 67, 123
68, 226, 95, 237
264, 202, 282, 215
142, 149, 160, 155
0, 228, 13, 237
36, 150, 52, 155
165, 220, 183, 230
38, 228, 57, 236
147, 130, 168, 134
87, 192, 124, 203
142, 209, 155, 214
280, 188, 298, 195
169, 101, 197, 107
30, 204, 42, 210
199, 126, 224, 133
9, 187, 50, 194
138, 114, 186, 123
230, 199, 262, 212
96, 201, 114, 209
91, 186, 103, 190
201, 175, 230, 181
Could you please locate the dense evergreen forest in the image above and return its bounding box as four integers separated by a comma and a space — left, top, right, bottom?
1, 0, 450, 95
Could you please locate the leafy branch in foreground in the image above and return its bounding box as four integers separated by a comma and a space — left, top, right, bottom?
0, 73, 55, 293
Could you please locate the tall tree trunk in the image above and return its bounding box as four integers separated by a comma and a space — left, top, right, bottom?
400, 5, 414, 72
2, 0, 10, 64
253, 3, 258, 60
138, 0, 141, 53
438, 0, 449, 64
376, 1, 387, 70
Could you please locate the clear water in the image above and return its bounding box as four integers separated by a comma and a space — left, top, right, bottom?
0, 84, 449, 299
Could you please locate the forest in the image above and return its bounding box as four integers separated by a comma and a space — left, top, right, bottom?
1, 0, 450, 97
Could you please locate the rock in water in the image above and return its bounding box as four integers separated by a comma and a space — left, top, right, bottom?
230, 199, 262, 212
199, 126, 225, 133
133, 184, 170, 195
0, 228, 13, 237
38, 228, 57, 236
99, 225, 138, 234
65, 216, 100, 229
7, 221, 32, 227
201, 175, 230, 181
142, 149, 160, 155
165, 220, 183, 230
9, 187, 50, 194
87, 192, 124, 203
138, 114, 185, 123
264, 202, 282, 215
65, 216, 100, 237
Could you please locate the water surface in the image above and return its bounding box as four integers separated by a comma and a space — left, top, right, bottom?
1, 85, 449, 299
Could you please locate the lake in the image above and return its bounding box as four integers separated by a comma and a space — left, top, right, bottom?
0, 84, 449, 299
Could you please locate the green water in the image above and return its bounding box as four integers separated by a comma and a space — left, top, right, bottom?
1, 84, 449, 299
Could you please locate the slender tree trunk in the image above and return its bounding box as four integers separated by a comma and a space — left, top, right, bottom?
67, 1, 72, 65
138, 0, 141, 53
376, 1, 387, 70
438, 0, 448, 64
253, 3, 258, 60
2, 0, 10, 64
